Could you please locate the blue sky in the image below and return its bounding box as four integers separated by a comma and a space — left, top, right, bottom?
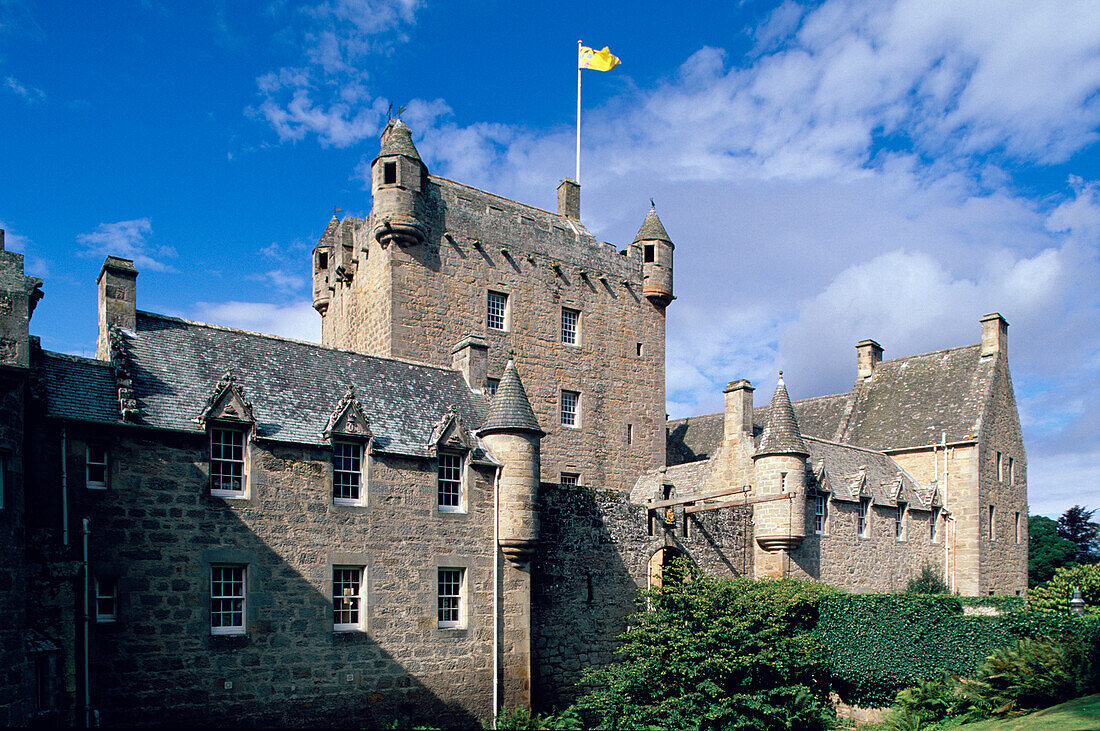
2, 0, 1099, 517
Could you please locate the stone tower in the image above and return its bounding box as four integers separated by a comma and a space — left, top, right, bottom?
478, 360, 543, 710
312, 120, 670, 491
752, 373, 809, 576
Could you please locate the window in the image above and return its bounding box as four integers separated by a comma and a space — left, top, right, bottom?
636, 342, 643, 357
383, 161, 397, 185
333, 441, 363, 505
437, 568, 464, 628
626, 423, 633, 445
995, 451, 1003, 482
317, 251, 328, 270
561, 307, 579, 345
858, 498, 870, 537
814, 492, 828, 534
561, 472, 579, 487
333, 566, 364, 631
931, 506, 941, 542
86, 446, 108, 489
0, 454, 5, 509
989, 504, 996, 540
486, 378, 500, 396
487, 291, 508, 331
210, 565, 246, 635
643, 244, 655, 263
437, 452, 462, 511
210, 428, 246, 496
780, 472, 788, 492
560, 390, 579, 427
895, 502, 906, 540
95, 577, 117, 623
1015, 511, 1021, 544
1008, 457, 1015, 485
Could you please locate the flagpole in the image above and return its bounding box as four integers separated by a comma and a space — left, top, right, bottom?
576, 39, 582, 183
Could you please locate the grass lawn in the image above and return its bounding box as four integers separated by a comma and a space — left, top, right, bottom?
953, 694, 1100, 731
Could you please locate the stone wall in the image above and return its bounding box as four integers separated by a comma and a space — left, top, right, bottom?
0, 377, 30, 725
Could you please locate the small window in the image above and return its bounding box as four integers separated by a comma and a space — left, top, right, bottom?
437, 568, 465, 628
683, 512, 691, 538
995, 451, 1002, 482
1015, 511, 1021, 544
95, 577, 117, 623
989, 504, 996, 540
895, 502, 906, 540
210, 428, 246, 496
626, 423, 633, 445
643, 244, 655, 263
86, 446, 108, 489
437, 452, 462, 511
931, 506, 941, 542
814, 492, 828, 534
780, 472, 787, 492
636, 342, 643, 357
383, 161, 397, 185
333, 441, 364, 505
317, 251, 329, 270
858, 498, 870, 538
333, 566, 364, 631
486, 378, 500, 396
210, 565, 246, 635
487, 291, 509, 331
560, 472, 579, 487
1008, 457, 1015, 485
561, 307, 579, 346
560, 390, 579, 428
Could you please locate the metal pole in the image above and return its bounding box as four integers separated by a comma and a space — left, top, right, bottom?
576, 40, 582, 183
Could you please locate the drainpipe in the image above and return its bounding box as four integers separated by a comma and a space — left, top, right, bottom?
491, 465, 499, 729
61, 428, 69, 546
82, 518, 91, 728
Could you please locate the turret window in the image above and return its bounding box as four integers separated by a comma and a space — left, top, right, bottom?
643, 244, 655, 263
317, 252, 328, 270
383, 162, 397, 185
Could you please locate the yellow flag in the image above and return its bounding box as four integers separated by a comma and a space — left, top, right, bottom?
579, 44, 621, 71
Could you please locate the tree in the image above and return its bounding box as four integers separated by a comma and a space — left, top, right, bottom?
1057, 505, 1099, 564
1029, 563, 1100, 614
569, 563, 837, 731
1029, 515, 1078, 587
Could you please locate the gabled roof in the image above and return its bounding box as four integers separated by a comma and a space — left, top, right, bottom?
43, 311, 489, 459
805, 437, 934, 510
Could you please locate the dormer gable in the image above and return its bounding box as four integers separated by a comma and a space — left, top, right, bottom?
198, 370, 254, 427
323, 386, 373, 442
428, 406, 474, 454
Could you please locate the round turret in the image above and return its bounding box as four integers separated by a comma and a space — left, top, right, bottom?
370, 119, 427, 248
311, 216, 337, 314
634, 207, 675, 307
478, 360, 544, 563
753, 373, 809, 553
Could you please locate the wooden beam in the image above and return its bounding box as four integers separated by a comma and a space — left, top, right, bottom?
645, 485, 749, 510
684, 492, 793, 514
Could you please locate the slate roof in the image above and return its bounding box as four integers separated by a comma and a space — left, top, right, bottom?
479, 360, 543, 436
633, 208, 673, 244
665, 413, 726, 465
756, 375, 809, 456
630, 460, 713, 504
805, 437, 933, 510
44, 312, 490, 458
378, 119, 422, 161
40, 352, 120, 424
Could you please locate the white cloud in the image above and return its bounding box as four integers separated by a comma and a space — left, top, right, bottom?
249, 269, 307, 295
76, 218, 177, 272
1027, 448, 1100, 518
4, 74, 44, 104
192, 300, 320, 342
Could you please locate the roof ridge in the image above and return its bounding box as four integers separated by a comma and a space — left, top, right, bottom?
41, 350, 114, 368
134, 311, 465, 376
803, 434, 890, 456
878, 342, 980, 364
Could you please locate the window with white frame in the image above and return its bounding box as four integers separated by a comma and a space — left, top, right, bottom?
86, 445, 108, 489
487, 291, 508, 331
813, 492, 828, 534
560, 390, 579, 427
437, 452, 462, 511
858, 498, 870, 538
210, 565, 246, 635
560, 472, 579, 487
561, 307, 579, 346
333, 566, 364, 631
333, 441, 364, 505
210, 428, 246, 496
486, 378, 500, 396
895, 502, 906, 540
437, 567, 464, 628
931, 506, 941, 542
95, 577, 117, 623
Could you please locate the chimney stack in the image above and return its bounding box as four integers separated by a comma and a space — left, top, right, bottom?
96, 256, 138, 360
980, 313, 1008, 358
723, 379, 754, 442
451, 334, 489, 392
557, 179, 580, 220
856, 339, 883, 380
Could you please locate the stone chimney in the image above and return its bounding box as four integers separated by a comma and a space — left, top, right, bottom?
980, 313, 1008, 358
557, 178, 580, 220
96, 256, 138, 361
451, 334, 489, 391
723, 379, 754, 442
856, 339, 884, 380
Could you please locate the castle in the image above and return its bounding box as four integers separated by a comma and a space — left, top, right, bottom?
0, 119, 1027, 726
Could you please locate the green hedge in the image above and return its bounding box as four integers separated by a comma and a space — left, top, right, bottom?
957, 595, 1025, 613
815, 594, 1100, 707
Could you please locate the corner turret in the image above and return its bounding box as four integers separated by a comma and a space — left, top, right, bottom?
753, 372, 809, 557
635, 206, 674, 307
370, 119, 427, 249
478, 359, 543, 563
311, 216, 338, 314
0, 230, 43, 370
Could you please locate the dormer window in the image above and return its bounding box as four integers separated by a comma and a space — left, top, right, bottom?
437, 452, 463, 511
333, 441, 365, 506
383, 162, 397, 185
210, 427, 247, 497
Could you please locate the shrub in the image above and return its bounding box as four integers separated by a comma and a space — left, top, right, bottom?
1029, 563, 1100, 614
905, 563, 949, 595
954, 638, 1078, 720
883, 673, 956, 731
491, 707, 583, 730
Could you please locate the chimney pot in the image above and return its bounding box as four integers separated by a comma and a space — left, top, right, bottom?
856, 339, 883, 380
96, 256, 138, 361
723, 379, 755, 440
451, 334, 489, 391
557, 178, 580, 220
981, 313, 1008, 358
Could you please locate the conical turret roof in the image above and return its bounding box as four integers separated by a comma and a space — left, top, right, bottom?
756, 372, 809, 457
317, 215, 339, 246
378, 119, 422, 161
478, 360, 544, 436
633, 207, 672, 244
